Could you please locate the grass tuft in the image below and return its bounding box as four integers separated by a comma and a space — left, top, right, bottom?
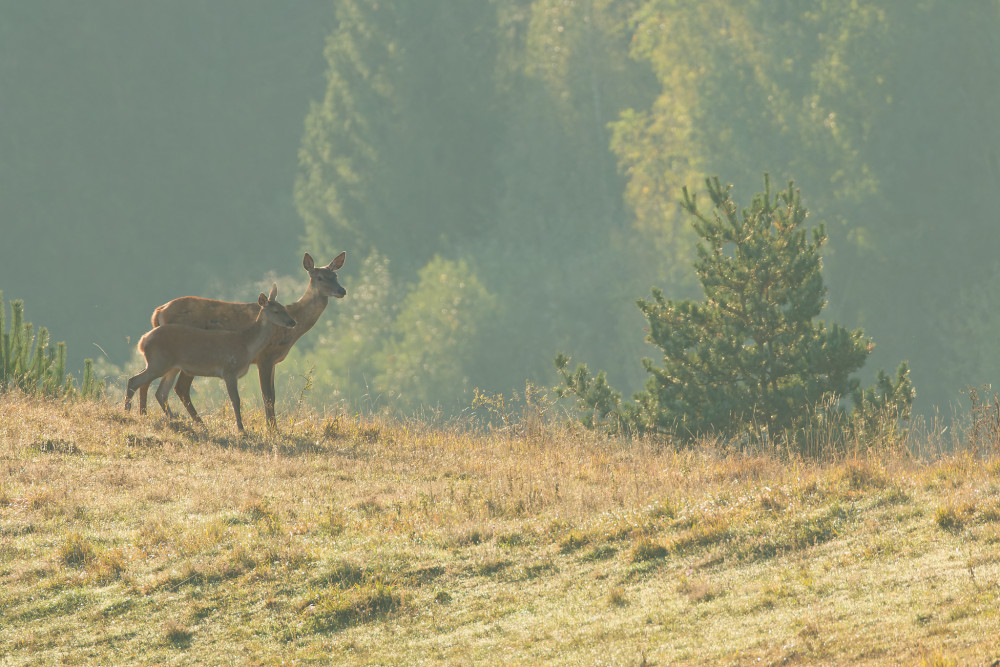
606, 586, 628, 607
630, 537, 668, 563
164, 620, 193, 647
558, 529, 591, 553
58, 531, 96, 567
677, 573, 719, 603
300, 578, 403, 634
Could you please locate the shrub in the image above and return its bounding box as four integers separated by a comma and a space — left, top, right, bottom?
1, 291, 102, 398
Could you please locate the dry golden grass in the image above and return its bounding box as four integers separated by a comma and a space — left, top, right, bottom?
1, 391, 999, 665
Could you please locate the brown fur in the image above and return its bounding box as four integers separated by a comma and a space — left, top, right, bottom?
125, 286, 297, 431
136, 252, 346, 426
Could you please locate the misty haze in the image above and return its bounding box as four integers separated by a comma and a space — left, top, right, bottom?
3, 2, 1000, 663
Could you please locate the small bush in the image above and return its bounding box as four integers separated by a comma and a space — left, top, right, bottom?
1, 291, 102, 398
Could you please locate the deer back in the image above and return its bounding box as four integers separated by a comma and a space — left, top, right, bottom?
153, 297, 260, 331
152, 295, 306, 365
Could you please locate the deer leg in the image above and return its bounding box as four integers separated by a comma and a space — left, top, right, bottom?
173, 371, 202, 423
138, 382, 150, 415
125, 366, 164, 412
224, 374, 244, 432
258, 361, 278, 429
154, 368, 179, 419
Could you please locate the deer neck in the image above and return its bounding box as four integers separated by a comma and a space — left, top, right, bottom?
241, 309, 275, 357
287, 283, 329, 331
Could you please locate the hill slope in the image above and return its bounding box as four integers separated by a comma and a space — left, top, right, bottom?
1, 394, 998, 664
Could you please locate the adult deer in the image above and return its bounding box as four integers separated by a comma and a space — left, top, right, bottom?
125, 284, 297, 432
137, 251, 346, 427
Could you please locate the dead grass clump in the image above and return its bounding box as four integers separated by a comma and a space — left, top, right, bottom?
320, 508, 348, 536
215, 544, 260, 580
322, 414, 394, 445
758, 488, 789, 513
978, 497, 1000, 523
121, 432, 163, 449
677, 572, 720, 603
934, 501, 976, 533
631, 537, 668, 563
473, 555, 511, 576
839, 460, 889, 493
607, 586, 628, 607
239, 498, 283, 534
496, 531, 529, 548
741, 502, 849, 561
313, 559, 367, 588
30, 438, 80, 455
58, 531, 96, 567
89, 547, 129, 584
444, 526, 493, 548
583, 544, 617, 562
647, 498, 677, 520
670, 515, 732, 554
917, 651, 961, 667
163, 620, 193, 647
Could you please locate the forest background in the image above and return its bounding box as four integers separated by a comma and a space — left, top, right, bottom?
2, 0, 998, 417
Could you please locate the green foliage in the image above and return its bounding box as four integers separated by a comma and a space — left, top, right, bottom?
611, 1, 891, 284
294, 0, 655, 411
295, 0, 505, 273
377, 257, 496, 410
850, 363, 915, 443
3, 1, 1000, 418
553, 353, 628, 432
0, 291, 102, 399
555, 176, 913, 445
282, 254, 495, 412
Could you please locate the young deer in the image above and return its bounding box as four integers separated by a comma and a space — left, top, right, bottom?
125, 284, 297, 432
137, 251, 346, 427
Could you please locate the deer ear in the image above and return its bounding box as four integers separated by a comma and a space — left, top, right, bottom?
268, 283, 278, 302
328, 251, 346, 270
303, 253, 315, 271
258, 293, 268, 307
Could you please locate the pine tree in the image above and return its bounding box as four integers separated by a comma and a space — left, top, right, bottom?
556, 175, 913, 444
637, 175, 866, 438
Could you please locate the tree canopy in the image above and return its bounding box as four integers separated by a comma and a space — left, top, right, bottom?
1, 1, 997, 415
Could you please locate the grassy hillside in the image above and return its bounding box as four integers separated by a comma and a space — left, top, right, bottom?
1, 393, 998, 665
